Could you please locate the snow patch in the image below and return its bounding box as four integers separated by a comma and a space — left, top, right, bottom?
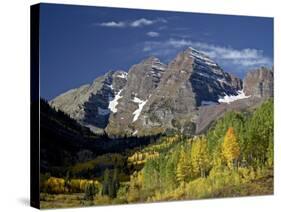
107, 84, 114, 90
218, 90, 251, 104
132, 97, 144, 104
98, 107, 110, 116
132, 97, 148, 122
117, 72, 128, 79
133, 130, 138, 136
108, 89, 123, 113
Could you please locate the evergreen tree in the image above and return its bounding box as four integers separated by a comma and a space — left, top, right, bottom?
84, 183, 98, 200
246, 99, 273, 165
102, 169, 110, 196
111, 167, 120, 198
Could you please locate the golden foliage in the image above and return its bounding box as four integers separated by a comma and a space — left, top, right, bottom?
45, 177, 65, 194
176, 146, 192, 183
222, 127, 240, 169
127, 151, 159, 166
191, 136, 210, 177
42, 177, 100, 194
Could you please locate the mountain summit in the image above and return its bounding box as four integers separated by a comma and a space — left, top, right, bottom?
50, 47, 273, 137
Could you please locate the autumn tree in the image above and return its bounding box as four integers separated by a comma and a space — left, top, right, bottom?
191, 136, 210, 178
207, 112, 245, 155
212, 145, 223, 168
222, 127, 240, 169
176, 146, 192, 183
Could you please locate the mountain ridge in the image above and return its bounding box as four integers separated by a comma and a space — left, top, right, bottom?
50, 47, 273, 137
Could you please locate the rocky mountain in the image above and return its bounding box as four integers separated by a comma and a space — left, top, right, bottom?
50, 70, 128, 134
131, 48, 243, 136
106, 56, 167, 136
50, 47, 273, 137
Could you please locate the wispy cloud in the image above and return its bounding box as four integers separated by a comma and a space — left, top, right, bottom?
146, 31, 160, 37
98, 18, 166, 28
131, 18, 154, 27
99, 21, 126, 28
142, 38, 272, 70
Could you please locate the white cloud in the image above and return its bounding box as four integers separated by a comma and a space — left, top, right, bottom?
99, 18, 166, 28
146, 31, 160, 37
99, 21, 125, 28
142, 38, 272, 69
131, 18, 154, 27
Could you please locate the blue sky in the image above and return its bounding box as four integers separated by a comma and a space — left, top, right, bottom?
39, 3, 273, 100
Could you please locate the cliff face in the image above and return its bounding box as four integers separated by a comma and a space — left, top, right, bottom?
243, 67, 273, 98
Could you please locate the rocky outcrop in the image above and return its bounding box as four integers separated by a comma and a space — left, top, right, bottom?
243, 67, 273, 98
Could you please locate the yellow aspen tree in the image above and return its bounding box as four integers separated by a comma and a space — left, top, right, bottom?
176, 146, 192, 183
222, 127, 240, 169
191, 136, 209, 178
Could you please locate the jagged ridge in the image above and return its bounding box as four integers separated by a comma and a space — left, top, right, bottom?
50, 47, 273, 137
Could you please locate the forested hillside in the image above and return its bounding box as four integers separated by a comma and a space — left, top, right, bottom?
40, 99, 273, 208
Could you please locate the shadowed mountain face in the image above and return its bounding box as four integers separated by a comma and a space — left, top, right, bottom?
50, 47, 273, 137
50, 71, 127, 134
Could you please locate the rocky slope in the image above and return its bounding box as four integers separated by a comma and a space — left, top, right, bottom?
50, 70, 127, 134
50, 47, 273, 137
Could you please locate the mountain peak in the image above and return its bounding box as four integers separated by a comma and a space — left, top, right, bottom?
141, 56, 162, 64
185, 47, 217, 67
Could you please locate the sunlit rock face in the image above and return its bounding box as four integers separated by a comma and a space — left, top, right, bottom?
243, 67, 273, 98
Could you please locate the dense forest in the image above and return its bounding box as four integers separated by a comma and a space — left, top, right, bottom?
40, 99, 273, 208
